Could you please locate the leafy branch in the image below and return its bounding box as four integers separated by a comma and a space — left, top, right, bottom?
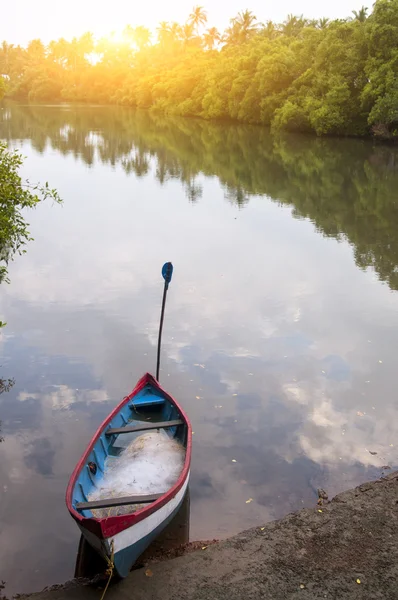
0, 141, 62, 288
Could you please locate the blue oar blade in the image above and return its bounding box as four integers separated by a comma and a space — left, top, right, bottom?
162, 262, 173, 285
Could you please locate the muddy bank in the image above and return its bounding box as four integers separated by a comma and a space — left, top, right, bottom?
17, 472, 398, 600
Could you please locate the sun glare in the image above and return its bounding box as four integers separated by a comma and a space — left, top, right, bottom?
103, 30, 126, 45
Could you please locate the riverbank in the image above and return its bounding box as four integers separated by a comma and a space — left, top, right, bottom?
15, 471, 398, 600
3, 98, 398, 143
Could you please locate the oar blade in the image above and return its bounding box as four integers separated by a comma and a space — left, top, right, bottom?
162, 262, 173, 285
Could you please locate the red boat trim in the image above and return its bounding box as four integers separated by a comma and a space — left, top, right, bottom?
66, 372, 192, 539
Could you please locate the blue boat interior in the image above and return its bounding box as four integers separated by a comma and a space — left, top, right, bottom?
72, 382, 187, 518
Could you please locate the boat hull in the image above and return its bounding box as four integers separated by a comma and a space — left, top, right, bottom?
81, 474, 189, 577
66, 373, 192, 579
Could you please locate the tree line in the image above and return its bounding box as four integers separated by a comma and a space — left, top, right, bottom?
0, 0, 397, 138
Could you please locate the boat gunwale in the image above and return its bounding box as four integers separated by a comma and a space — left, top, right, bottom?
65, 372, 192, 539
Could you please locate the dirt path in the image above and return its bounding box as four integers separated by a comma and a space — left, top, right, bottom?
17, 472, 398, 600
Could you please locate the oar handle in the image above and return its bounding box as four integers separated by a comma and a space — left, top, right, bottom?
156, 263, 173, 381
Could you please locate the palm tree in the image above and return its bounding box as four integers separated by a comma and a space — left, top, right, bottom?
203, 27, 221, 50
317, 17, 330, 29
224, 10, 259, 45
282, 14, 307, 37
352, 6, 368, 21
170, 22, 183, 42
181, 22, 195, 45
188, 5, 207, 32
133, 26, 151, 50
262, 20, 277, 39
222, 20, 240, 45
156, 21, 171, 45
235, 10, 259, 38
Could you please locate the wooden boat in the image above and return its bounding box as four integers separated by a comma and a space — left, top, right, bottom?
66, 372, 192, 578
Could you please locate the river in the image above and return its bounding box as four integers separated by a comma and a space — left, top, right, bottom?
1, 102, 398, 594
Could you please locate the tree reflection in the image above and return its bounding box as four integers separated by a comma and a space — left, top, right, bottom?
1, 102, 398, 290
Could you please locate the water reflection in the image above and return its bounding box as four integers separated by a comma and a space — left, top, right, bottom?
2, 103, 398, 289
0, 102, 398, 595
0, 378, 14, 441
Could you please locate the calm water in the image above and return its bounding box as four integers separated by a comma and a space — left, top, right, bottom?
1, 102, 398, 594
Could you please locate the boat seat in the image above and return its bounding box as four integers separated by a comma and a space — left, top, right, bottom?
76, 493, 162, 511
105, 419, 183, 436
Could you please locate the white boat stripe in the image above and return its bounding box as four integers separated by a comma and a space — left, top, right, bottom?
109, 473, 190, 554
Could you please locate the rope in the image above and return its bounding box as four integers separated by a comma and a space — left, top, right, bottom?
99, 539, 114, 600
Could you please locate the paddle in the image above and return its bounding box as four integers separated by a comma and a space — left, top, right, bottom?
156, 262, 173, 381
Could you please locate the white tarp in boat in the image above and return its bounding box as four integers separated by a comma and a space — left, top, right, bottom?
88, 429, 185, 517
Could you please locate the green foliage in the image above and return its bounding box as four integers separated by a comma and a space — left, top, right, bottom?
0, 141, 61, 297
360, 0, 398, 135
0, 1, 398, 138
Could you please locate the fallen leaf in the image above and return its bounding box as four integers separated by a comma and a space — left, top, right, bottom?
232, 459, 237, 463
246, 498, 253, 504
202, 546, 208, 550
357, 411, 364, 417
260, 527, 265, 531
356, 579, 361, 584
145, 569, 153, 577
369, 450, 377, 455
195, 396, 201, 400
378, 360, 383, 364
318, 509, 323, 513
300, 584, 305, 589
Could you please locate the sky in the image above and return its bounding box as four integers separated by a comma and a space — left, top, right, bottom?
1, 0, 373, 45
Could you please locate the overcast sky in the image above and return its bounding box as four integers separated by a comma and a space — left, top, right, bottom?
2, 0, 373, 45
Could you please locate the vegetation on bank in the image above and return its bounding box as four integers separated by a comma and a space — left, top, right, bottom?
1, 0, 398, 138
